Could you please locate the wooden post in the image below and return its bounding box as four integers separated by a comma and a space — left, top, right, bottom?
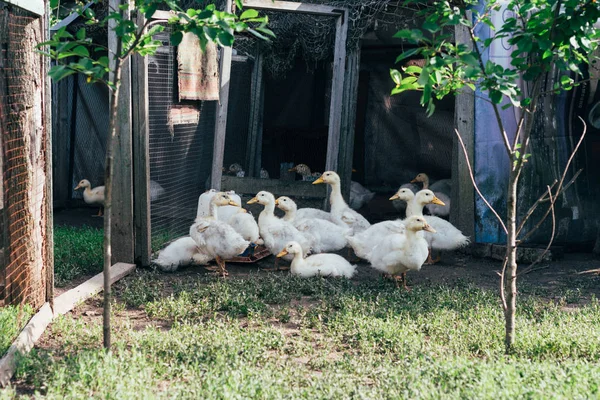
245, 43, 264, 177
451, 22, 475, 238
131, 13, 151, 266
109, 0, 135, 263
210, 0, 234, 189
338, 47, 360, 201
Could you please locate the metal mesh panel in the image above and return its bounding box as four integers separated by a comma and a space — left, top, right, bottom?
0, 5, 49, 308
148, 23, 216, 251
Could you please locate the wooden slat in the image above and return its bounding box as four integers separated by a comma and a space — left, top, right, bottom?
43, 6, 54, 306
245, 46, 264, 177
451, 21, 475, 239
210, 0, 233, 190
243, 0, 342, 16
109, 0, 135, 263
337, 47, 361, 201
132, 14, 151, 267
0, 263, 135, 387
222, 176, 326, 198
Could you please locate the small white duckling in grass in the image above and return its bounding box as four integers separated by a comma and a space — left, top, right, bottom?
190, 192, 250, 277
153, 237, 212, 272
276, 196, 348, 253
365, 216, 435, 290
277, 241, 357, 278
74, 179, 105, 217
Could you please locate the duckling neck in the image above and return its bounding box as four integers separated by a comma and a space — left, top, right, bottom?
208, 202, 219, 219
289, 251, 305, 273
259, 201, 276, 221
422, 177, 430, 189
282, 208, 295, 222
329, 182, 347, 212
406, 198, 425, 217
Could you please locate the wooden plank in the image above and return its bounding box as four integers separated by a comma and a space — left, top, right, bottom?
337, 47, 360, 201
245, 45, 263, 177
210, 0, 233, 190
132, 13, 151, 267
222, 176, 326, 198
451, 21, 475, 239
0, 263, 135, 387
5, 0, 45, 16
243, 0, 342, 16
51, 77, 70, 208
109, 0, 135, 263
43, 6, 54, 306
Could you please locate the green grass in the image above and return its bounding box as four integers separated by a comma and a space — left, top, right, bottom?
53, 225, 103, 287
0, 304, 34, 356
7, 270, 600, 399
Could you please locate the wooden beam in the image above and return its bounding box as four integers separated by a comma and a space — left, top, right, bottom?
451, 21, 475, 239
109, 0, 135, 263
43, 5, 54, 306
132, 13, 151, 267
0, 263, 135, 387
337, 47, 361, 201
245, 45, 264, 177
243, 0, 343, 16
222, 176, 326, 198
210, 0, 233, 190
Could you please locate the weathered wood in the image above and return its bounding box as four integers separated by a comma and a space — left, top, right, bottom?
67, 75, 78, 202
5, 0, 45, 16
451, 21, 475, 239
243, 0, 343, 16
222, 176, 326, 198
51, 75, 69, 208
109, 4, 135, 263
132, 13, 151, 267
0, 262, 135, 387
43, 6, 54, 306
245, 45, 264, 177
210, 0, 233, 190
337, 47, 360, 201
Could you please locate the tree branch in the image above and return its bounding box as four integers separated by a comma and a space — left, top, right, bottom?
455, 128, 508, 234
518, 185, 557, 276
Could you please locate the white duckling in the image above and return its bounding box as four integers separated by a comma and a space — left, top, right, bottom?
276, 196, 348, 253
391, 188, 469, 264
411, 173, 451, 217
365, 216, 435, 290
247, 191, 313, 264
227, 205, 262, 244
190, 192, 250, 276
313, 171, 371, 234
196, 189, 242, 223
277, 241, 357, 278
153, 237, 212, 272
391, 182, 420, 214
346, 219, 406, 260
74, 179, 105, 216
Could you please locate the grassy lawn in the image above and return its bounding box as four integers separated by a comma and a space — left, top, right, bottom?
0, 305, 34, 356
5, 267, 600, 399
53, 225, 103, 287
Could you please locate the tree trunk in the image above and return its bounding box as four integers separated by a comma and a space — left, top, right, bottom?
504, 173, 519, 352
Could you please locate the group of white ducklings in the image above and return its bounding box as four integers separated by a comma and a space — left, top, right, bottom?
155, 171, 469, 289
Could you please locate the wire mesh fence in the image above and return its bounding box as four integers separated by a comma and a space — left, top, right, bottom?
148, 23, 216, 252
0, 5, 50, 308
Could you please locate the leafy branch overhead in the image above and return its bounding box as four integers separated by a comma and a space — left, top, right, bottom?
390, 0, 600, 117
39, 0, 274, 88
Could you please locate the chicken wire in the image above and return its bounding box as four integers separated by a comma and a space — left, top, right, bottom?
148, 23, 216, 251
0, 5, 50, 308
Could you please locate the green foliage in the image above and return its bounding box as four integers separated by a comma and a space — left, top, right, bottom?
40, 0, 273, 88
10, 272, 600, 398
53, 225, 103, 286
0, 304, 34, 356
391, 0, 600, 117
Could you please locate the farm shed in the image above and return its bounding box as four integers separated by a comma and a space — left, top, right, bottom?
0, 0, 53, 308
51, 0, 600, 267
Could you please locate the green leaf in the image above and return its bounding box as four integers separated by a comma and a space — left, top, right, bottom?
217, 31, 234, 47
186, 8, 196, 17
459, 52, 479, 67
395, 48, 421, 64
72, 45, 90, 57
235, 0, 242, 9
145, 3, 158, 19
170, 31, 183, 46
48, 65, 76, 81
76, 28, 86, 40
390, 69, 402, 86
240, 9, 259, 20
404, 65, 422, 75
560, 75, 573, 86
489, 90, 502, 104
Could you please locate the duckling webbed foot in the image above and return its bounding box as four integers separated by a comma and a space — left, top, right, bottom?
425, 249, 441, 265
